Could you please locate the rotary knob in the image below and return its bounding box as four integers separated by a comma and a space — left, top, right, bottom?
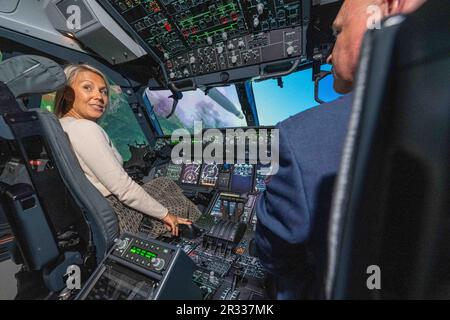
207, 36, 213, 45
114, 238, 129, 250
150, 258, 165, 271
217, 46, 224, 54
163, 52, 169, 60
253, 17, 259, 28
238, 40, 245, 49
222, 32, 228, 41
231, 55, 238, 64
169, 72, 175, 79
227, 43, 235, 50
183, 68, 189, 76
286, 45, 295, 56
257, 3, 264, 15
209, 271, 215, 283
189, 56, 196, 64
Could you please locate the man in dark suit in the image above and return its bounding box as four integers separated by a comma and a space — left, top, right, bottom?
255, 0, 427, 299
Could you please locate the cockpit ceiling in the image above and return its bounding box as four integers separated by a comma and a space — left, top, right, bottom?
0, 0, 341, 88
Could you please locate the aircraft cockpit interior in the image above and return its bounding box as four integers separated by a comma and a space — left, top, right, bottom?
0, 0, 448, 301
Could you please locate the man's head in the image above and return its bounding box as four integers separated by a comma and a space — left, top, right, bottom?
328, 0, 427, 94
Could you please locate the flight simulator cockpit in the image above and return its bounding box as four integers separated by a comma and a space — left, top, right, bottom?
0, 0, 343, 301
1, 0, 448, 302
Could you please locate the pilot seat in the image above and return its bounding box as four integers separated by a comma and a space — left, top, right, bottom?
0, 55, 119, 298
325, 0, 450, 299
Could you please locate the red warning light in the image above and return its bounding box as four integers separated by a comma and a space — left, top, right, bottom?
220, 16, 228, 25
29, 160, 42, 167
164, 22, 172, 32
231, 12, 238, 21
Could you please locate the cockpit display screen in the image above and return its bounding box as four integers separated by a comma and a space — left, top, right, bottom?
180, 163, 201, 185
199, 163, 220, 187
254, 164, 274, 192
230, 164, 254, 194
166, 163, 183, 181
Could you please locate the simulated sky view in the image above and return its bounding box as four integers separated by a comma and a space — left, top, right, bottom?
252, 65, 341, 126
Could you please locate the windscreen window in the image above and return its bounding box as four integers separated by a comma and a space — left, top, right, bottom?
146, 86, 247, 135
252, 65, 341, 126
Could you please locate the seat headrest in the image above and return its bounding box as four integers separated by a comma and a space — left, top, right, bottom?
0, 55, 66, 99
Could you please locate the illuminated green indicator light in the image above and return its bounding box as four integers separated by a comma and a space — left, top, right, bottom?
130, 246, 157, 258
180, 3, 238, 27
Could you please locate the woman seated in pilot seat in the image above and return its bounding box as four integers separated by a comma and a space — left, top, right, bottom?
53, 64, 200, 237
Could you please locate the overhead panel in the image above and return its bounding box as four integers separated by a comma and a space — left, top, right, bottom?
100, 0, 311, 88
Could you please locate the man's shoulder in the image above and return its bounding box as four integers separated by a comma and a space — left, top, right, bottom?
279, 94, 353, 133
276, 94, 353, 158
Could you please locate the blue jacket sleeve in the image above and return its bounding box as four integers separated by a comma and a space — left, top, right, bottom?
255, 123, 311, 275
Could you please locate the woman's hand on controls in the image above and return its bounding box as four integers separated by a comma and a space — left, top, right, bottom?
162, 213, 192, 237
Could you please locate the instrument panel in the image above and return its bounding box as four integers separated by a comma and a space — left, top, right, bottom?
149, 128, 276, 193
152, 161, 272, 194
152, 189, 264, 300
128, 129, 277, 299
102, 0, 310, 86
107, 0, 307, 59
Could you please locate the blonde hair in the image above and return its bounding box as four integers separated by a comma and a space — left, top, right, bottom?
54, 64, 110, 118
